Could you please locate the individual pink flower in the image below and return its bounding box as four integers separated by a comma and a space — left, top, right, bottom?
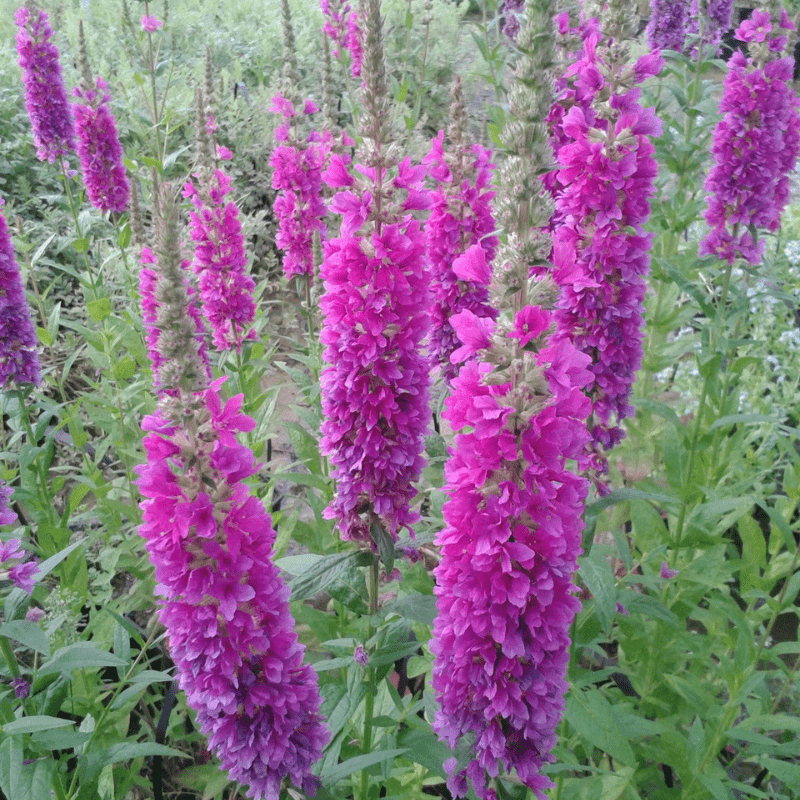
14, 6, 75, 163
660, 561, 679, 579
183, 170, 256, 350
699, 8, 799, 265
141, 15, 163, 32
72, 77, 129, 214
136, 379, 328, 800
432, 308, 593, 800
0, 197, 40, 387
0, 538, 38, 594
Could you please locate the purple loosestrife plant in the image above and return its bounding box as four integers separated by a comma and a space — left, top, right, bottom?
321, 0, 363, 76
432, 310, 592, 800
0, 484, 38, 594
270, 95, 331, 281
136, 185, 328, 800
425, 77, 498, 383
699, 8, 800, 264
14, 6, 75, 163
432, 2, 591, 796
0, 197, 41, 387
72, 76, 130, 214
550, 18, 663, 466
319, 0, 431, 544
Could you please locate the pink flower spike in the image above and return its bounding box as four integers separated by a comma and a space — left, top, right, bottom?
303, 99, 319, 115
509, 305, 550, 348
141, 15, 163, 32
660, 561, 679, 580
452, 244, 491, 284
216, 145, 232, 161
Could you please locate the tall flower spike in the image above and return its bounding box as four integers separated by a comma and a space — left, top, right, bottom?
431, 3, 592, 797
14, 6, 75, 163
318, 0, 431, 544
425, 76, 498, 383
72, 23, 130, 214
0, 196, 41, 387
699, 6, 799, 264
136, 380, 329, 800
549, 9, 663, 466
183, 112, 256, 352
137, 224, 328, 796
270, 93, 330, 282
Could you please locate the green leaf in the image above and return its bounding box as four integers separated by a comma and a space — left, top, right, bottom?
30, 728, 91, 751
35, 327, 52, 347
17, 758, 55, 800
687, 716, 705, 772
398, 728, 452, 778
285, 551, 368, 602
86, 298, 111, 323
578, 552, 616, 636
761, 757, 800, 787
369, 640, 421, 668
2, 715, 75, 734
0, 737, 22, 800
38, 642, 126, 677
385, 594, 436, 626
370, 519, 394, 576
320, 748, 408, 786
564, 687, 636, 767
80, 742, 185, 784
117, 223, 131, 249
72, 238, 89, 253
0, 620, 50, 656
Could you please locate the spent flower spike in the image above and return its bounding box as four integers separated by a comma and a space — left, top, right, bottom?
14, 6, 75, 163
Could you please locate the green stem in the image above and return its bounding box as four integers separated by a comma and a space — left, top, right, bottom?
360, 554, 380, 800
51, 771, 69, 800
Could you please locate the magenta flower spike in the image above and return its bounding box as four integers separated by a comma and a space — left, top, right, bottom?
685, 0, 733, 56
14, 7, 75, 163
424, 103, 498, 383
431, 308, 593, 800
183, 170, 256, 351
136, 380, 328, 800
699, 8, 800, 264
269, 94, 330, 280
73, 77, 130, 214
0, 197, 41, 387
549, 22, 663, 460
318, 0, 431, 545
